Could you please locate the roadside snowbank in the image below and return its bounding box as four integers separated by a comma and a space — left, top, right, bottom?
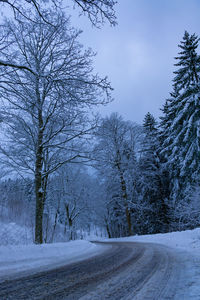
105, 227, 200, 254
0, 240, 107, 282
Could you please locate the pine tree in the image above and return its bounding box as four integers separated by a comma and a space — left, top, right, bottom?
139, 112, 169, 233
159, 89, 181, 203
159, 32, 200, 230
162, 31, 200, 197
173, 31, 200, 92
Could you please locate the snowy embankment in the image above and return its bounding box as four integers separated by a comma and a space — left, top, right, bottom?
104, 227, 200, 254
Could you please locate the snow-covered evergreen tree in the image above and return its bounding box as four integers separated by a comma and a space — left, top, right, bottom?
173, 31, 200, 92
159, 89, 181, 204
159, 31, 200, 231
161, 31, 200, 202
139, 112, 169, 233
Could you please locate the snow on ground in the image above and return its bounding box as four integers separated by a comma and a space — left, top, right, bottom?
99, 228, 200, 299
0, 221, 109, 282
0, 222, 33, 246
102, 227, 200, 254
1, 221, 200, 298
131, 228, 200, 299
0, 240, 108, 283
135, 227, 200, 253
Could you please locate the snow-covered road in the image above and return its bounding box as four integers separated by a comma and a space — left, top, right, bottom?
0, 241, 195, 299
0, 240, 108, 283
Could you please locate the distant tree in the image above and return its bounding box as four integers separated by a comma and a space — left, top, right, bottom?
0, 178, 34, 229
43, 163, 106, 242
94, 113, 139, 237
0, 13, 112, 244
139, 112, 169, 233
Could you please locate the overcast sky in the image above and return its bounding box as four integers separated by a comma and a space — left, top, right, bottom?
70, 0, 200, 124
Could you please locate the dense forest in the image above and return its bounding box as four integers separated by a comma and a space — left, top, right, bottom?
0, 1, 200, 244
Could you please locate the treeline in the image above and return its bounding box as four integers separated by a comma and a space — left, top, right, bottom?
0, 166, 106, 242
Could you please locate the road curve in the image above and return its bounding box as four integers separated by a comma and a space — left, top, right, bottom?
0, 241, 187, 299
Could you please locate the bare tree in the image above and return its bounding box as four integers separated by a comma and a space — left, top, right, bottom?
72, 0, 117, 27
94, 113, 139, 236
0, 0, 117, 26
43, 164, 100, 242
0, 0, 58, 23
0, 1, 117, 74
0, 13, 112, 244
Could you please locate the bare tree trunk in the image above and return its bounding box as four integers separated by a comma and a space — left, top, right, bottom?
104, 216, 111, 238
44, 212, 49, 243
51, 206, 60, 243
119, 170, 132, 236
35, 103, 44, 244
35, 150, 44, 243
35, 174, 43, 243
42, 171, 49, 242
69, 218, 73, 240
64, 220, 67, 235
115, 149, 133, 236
65, 203, 74, 240
125, 206, 132, 236
106, 223, 111, 238
69, 226, 73, 240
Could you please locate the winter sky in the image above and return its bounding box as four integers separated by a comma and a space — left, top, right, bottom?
1, 0, 200, 124
70, 0, 200, 124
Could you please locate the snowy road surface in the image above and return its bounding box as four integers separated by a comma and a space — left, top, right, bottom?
0, 241, 192, 299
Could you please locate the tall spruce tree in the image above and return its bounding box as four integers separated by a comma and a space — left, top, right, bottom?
173, 31, 200, 92
161, 31, 200, 203
159, 30, 200, 232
